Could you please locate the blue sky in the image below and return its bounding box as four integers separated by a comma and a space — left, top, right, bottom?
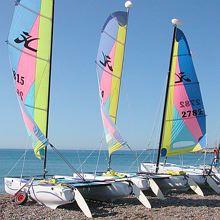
0, 0, 220, 150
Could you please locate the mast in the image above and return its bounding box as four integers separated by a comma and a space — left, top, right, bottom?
43, 0, 55, 178
114, 2, 132, 125
107, 1, 132, 170
155, 20, 179, 173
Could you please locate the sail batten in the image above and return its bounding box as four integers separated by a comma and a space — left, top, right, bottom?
8, 42, 50, 62
8, 0, 54, 159
95, 62, 122, 79
160, 27, 206, 157
102, 31, 125, 45
15, 2, 52, 20
96, 11, 128, 156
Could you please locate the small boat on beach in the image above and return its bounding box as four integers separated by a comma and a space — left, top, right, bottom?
140, 19, 220, 194
4, 0, 95, 217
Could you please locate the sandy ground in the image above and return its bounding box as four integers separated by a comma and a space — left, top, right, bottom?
0, 190, 220, 219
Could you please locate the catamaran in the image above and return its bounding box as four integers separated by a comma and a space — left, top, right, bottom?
49, 0, 159, 209
4, 0, 153, 216
70, 1, 198, 203
4, 0, 96, 217
140, 19, 220, 194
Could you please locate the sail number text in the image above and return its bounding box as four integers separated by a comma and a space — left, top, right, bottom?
179, 99, 201, 108
179, 99, 204, 118
181, 109, 204, 118
16, 89, 24, 101
14, 73, 25, 85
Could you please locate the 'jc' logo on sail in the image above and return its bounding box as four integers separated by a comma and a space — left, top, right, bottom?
175, 72, 191, 83
14, 31, 39, 53
100, 52, 113, 72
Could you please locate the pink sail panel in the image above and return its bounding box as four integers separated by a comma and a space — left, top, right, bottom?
16, 15, 40, 101
99, 43, 116, 104
174, 59, 203, 141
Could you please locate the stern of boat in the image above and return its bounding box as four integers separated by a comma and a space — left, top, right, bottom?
4, 177, 27, 195
29, 182, 75, 209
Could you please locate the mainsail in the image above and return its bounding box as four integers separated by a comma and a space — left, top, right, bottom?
8, 0, 54, 159
96, 11, 129, 156
160, 27, 206, 157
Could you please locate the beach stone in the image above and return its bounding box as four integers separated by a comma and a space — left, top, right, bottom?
0, 192, 220, 219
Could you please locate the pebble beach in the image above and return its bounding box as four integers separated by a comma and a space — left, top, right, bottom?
1, 190, 220, 219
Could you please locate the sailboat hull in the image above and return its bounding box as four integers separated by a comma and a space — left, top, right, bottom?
138, 163, 192, 192
72, 172, 188, 195
4, 175, 134, 207
60, 174, 134, 201
4, 177, 27, 195
140, 162, 220, 187
78, 181, 132, 201
4, 177, 74, 209
29, 183, 74, 209
72, 173, 180, 198
150, 175, 189, 193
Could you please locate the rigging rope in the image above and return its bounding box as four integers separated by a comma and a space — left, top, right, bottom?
6, 149, 28, 176
94, 137, 104, 176
20, 137, 30, 179
127, 80, 166, 169
20, 149, 27, 179
49, 143, 85, 181
77, 150, 95, 171
77, 150, 83, 174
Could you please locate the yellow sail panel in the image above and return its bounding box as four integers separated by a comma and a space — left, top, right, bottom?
35, 1, 53, 137
109, 25, 127, 124
109, 142, 123, 155
161, 39, 178, 153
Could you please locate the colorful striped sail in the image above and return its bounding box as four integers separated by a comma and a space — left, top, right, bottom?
96, 11, 128, 156
8, 0, 54, 159
160, 27, 206, 157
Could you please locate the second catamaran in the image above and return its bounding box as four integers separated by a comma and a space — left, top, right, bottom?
72, 0, 175, 204
141, 19, 220, 194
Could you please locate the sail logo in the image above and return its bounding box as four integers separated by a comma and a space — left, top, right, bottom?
100, 52, 113, 72
14, 31, 39, 52
175, 72, 191, 83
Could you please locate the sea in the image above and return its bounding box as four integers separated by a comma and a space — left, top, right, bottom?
0, 148, 214, 194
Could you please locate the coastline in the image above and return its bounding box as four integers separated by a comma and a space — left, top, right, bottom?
1, 190, 220, 219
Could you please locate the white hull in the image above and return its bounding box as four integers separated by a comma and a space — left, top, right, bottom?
4, 177, 74, 209
125, 173, 188, 193
69, 173, 153, 208
79, 181, 132, 201
29, 182, 74, 209
73, 172, 188, 194
61, 174, 134, 201
4, 177, 27, 195
4, 175, 143, 206
151, 175, 189, 193
72, 172, 187, 196
141, 162, 220, 187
